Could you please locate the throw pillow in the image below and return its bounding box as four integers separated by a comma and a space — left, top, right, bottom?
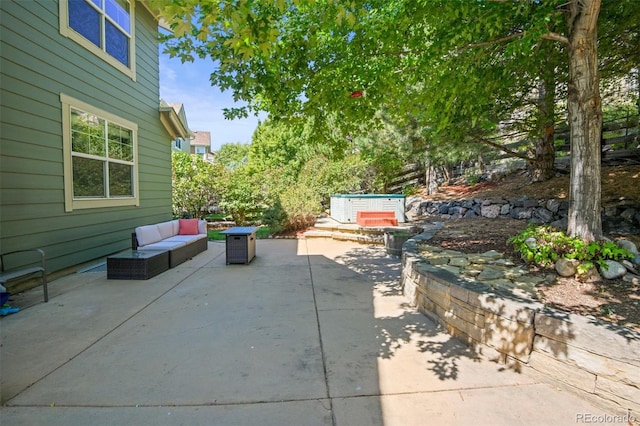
178, 219, 199, 235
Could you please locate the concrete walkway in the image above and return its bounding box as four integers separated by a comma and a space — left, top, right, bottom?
0, 239, 623, 425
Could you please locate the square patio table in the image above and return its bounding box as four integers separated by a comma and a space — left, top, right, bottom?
107, 249, 169, 280
220, 227, 258, 264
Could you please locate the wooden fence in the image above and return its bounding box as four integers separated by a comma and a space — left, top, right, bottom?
387, 113, 639, 192
387, 162, 425, 193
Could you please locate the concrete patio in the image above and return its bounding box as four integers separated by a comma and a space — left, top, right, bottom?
0, 239, 625, 425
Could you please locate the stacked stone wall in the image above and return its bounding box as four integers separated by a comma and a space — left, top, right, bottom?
401, 237, 640, 416
406, 197, 640, 234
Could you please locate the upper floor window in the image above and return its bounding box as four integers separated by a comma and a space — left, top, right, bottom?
61, 94, 139, 211
60, 0, 136, 80
195, 146, 207, 155
174, 137, 183, 150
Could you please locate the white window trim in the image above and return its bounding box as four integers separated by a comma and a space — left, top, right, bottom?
61, 93, 139, 212
59, 0, 137, 81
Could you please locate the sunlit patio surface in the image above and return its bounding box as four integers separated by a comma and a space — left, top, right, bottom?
0, 239, 622, 425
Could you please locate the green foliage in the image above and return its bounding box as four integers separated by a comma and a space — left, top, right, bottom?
172, 151, 224, 219
154, 0, 639, 240
509, 225, 634, 273
276, 182, 323, 232
297, 155, 368, 207
353, 122, 409, 193
216, 167, 266, 225
464, 172, 481, 186
260, 200, 287, 234
261, 192, 318, 234
214, 143, 250, 171
247, 119, 314, 175
402, 185, 420, 197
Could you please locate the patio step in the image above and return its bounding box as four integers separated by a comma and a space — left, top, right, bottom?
303, 229, 384, 244
304, 216, 420, 244
356, 211, 398, 227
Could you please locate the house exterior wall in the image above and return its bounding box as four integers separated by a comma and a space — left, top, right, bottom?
0, 0, 172, 274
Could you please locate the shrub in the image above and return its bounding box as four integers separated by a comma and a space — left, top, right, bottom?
276, 182, 322, 232
509, 225, 633, 274
464, 171, 481, 185
172, 152, 224, 219
402, 184, 420, 196
217, 168, 266, 225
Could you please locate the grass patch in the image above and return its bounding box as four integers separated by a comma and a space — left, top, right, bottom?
205, 213, 233, 221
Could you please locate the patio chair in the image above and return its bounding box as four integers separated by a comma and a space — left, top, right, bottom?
0, 248, 48, 302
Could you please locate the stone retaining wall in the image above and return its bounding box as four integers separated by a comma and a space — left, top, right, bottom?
401, 235, 640, 415
406, 197, 640, 234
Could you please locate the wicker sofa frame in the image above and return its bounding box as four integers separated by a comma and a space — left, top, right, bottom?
132, 220, 208, 268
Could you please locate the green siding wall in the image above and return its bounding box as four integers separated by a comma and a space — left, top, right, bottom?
0, 0, 173, 273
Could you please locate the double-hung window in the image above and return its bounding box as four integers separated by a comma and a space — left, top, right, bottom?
61, 94, 139, 212
60, 0, 136, 79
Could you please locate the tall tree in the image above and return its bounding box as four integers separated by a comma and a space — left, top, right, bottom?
564, 0, 603, 241
153, 0, 634, 240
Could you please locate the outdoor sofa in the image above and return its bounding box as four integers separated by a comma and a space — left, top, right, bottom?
132, 219, 208, 268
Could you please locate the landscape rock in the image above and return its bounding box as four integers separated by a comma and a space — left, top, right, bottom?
481, 204, 501, 218
550, 217, 568, 229
616, 239, 639, 255
555, 257, 580, 277
579, 266, 602, 283
546, 199, 561, 213
533, 207, 554, 223
510, 207, 533, 220
621, 208, 637, 222
621, 259, 639, 275
525, 237, 537, 249
599, 260, 627, 280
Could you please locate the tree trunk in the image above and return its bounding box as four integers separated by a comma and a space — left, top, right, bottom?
424, 159, 439, 195
530, 73, 557, 182
566, 0, 603, 241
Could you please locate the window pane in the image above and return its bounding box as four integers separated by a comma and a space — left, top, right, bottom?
105, 21, 129, 66
105, 0, 130, 33
109, 162, 133, 196
68, 0, 101, 48
71, 110, 90, 154
108, 123, 133, 161
71, 109, 105, 156
73, 156, 105, 197
71, 109, 106, 157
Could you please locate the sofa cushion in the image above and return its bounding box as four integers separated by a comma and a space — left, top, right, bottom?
136, 225, 162, 246
171, 219, 180, 235
179, 219, 199, 235
164, 234, 207, 244
157, 221, 176, 239
140, 241, 186, 251
198, 219, 207, 234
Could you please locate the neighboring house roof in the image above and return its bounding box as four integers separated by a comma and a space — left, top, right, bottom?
191, 131, 211, 148
159, 99, 192, 140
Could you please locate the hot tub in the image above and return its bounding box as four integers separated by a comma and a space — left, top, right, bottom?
330, 194, 406, 223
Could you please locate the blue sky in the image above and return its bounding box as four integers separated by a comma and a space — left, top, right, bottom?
159, 53, 264, 151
